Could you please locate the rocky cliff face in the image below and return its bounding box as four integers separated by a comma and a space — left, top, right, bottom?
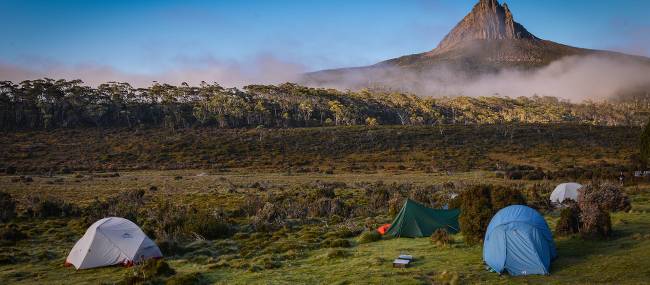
435, 0, 537, 52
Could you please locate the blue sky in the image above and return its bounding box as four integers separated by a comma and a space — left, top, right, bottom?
1, 0, 649, 85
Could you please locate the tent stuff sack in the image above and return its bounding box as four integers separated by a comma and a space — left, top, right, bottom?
66, 217, 163, 269
483, 205, 557, 276
386, 199, 460, 238
550, 182, 583, 203
377, 223, 391, 235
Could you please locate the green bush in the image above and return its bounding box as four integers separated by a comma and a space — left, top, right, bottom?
84, 189, 145, 224
357, 230, 381, 244
0, 192, 17, 222
458, 185, 495, 245
555, 203, 580, 236
430, 229, 452, 247
490, 186, 526, 211
579, 183, 631, 212
142, 199, 231, 241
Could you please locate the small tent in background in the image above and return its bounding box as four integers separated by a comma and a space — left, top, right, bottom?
550, 182, 583, 203
483, 205, 557, 276
386, 199, 460, 238
66, 217, 162, 269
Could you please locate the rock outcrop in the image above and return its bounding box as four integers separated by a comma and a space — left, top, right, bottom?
435, 0, 537, 52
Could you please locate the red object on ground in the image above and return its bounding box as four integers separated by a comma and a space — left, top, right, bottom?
377, 223, 391, 235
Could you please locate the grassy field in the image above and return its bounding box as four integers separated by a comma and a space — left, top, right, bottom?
2, 169, 650, 284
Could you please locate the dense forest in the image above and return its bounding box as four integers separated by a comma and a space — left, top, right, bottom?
1, 79, 650, 130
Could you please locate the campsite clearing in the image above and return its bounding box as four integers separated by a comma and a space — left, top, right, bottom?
1, 170, 650, 284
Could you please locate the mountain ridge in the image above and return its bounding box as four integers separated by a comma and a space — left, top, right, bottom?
303, 0, 649, 92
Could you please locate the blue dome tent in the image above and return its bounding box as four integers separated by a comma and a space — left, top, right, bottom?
483, 205, 557, 276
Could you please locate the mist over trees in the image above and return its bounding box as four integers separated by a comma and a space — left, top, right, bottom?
1, 78, 649, 131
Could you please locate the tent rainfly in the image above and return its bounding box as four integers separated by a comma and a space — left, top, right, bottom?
550, 183, 583, 203
386, 199, 460, 238
66, 217, 162, 269
483, 205, 557, 276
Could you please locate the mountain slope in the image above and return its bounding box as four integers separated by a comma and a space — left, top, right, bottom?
303, 0, 648, 92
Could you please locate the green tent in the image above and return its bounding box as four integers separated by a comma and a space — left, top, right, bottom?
386, 199, 460, 238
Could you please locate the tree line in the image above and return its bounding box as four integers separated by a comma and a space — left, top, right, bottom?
1, 78, 649, 130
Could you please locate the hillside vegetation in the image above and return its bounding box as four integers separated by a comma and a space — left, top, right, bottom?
0, 125, 639, 175
2, 79, 650, 131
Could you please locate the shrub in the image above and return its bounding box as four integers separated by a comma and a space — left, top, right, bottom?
0, 192, 17, 222
183, 209, 232, 240
142, 199, 231, 241
388, 193, 405, 215
579, 183, 631, 212
357, 230, 381, 244
490, 186, 526, 211
524, 183, 553, 213
25, 196, 80, 218
577, 184, 615, 238
308, 198, 347, 218
430, 229, 452, 247
0, 224, 27, 244
84, 189, 145, 224
578, 202, 612, 238
458, 185, 494, 245
555, 203, 580, 236
122, 259, 175, 285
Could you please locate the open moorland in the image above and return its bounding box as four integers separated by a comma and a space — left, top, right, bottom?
1, 124, 649, 284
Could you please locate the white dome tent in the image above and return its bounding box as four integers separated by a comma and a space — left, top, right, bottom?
66, 217, 162, 269
550, 183, 583, 203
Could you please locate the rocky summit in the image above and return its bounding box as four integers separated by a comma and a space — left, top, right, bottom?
303, 0, 646, 91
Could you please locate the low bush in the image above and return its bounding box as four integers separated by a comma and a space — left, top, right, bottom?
555, 203, 580, 236
25, 196, 80, 218
578, 202, 612, 238
430, 229, 452, 247
458, 185, 494, 245
0, 191, 17, 222
580, 183, 631, 212
490, 186, 526, 211
142, 199, 231, 241
0, 224, 27, 244
84, 189, 146, 224
357, 230, 381, 244
121, 259, 175, 285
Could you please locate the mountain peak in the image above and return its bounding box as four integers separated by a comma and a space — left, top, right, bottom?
435, 0, 537, 52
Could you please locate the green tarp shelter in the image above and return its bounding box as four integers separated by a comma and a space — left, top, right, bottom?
386, 199, 460, 238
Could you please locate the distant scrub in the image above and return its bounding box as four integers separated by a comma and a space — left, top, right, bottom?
0, 192, 17, 222
25, 196, 80, 218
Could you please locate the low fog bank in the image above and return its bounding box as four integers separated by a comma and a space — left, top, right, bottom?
2, 54, 649, 102
303, 55, 650, 102
0, 55, 305, 88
